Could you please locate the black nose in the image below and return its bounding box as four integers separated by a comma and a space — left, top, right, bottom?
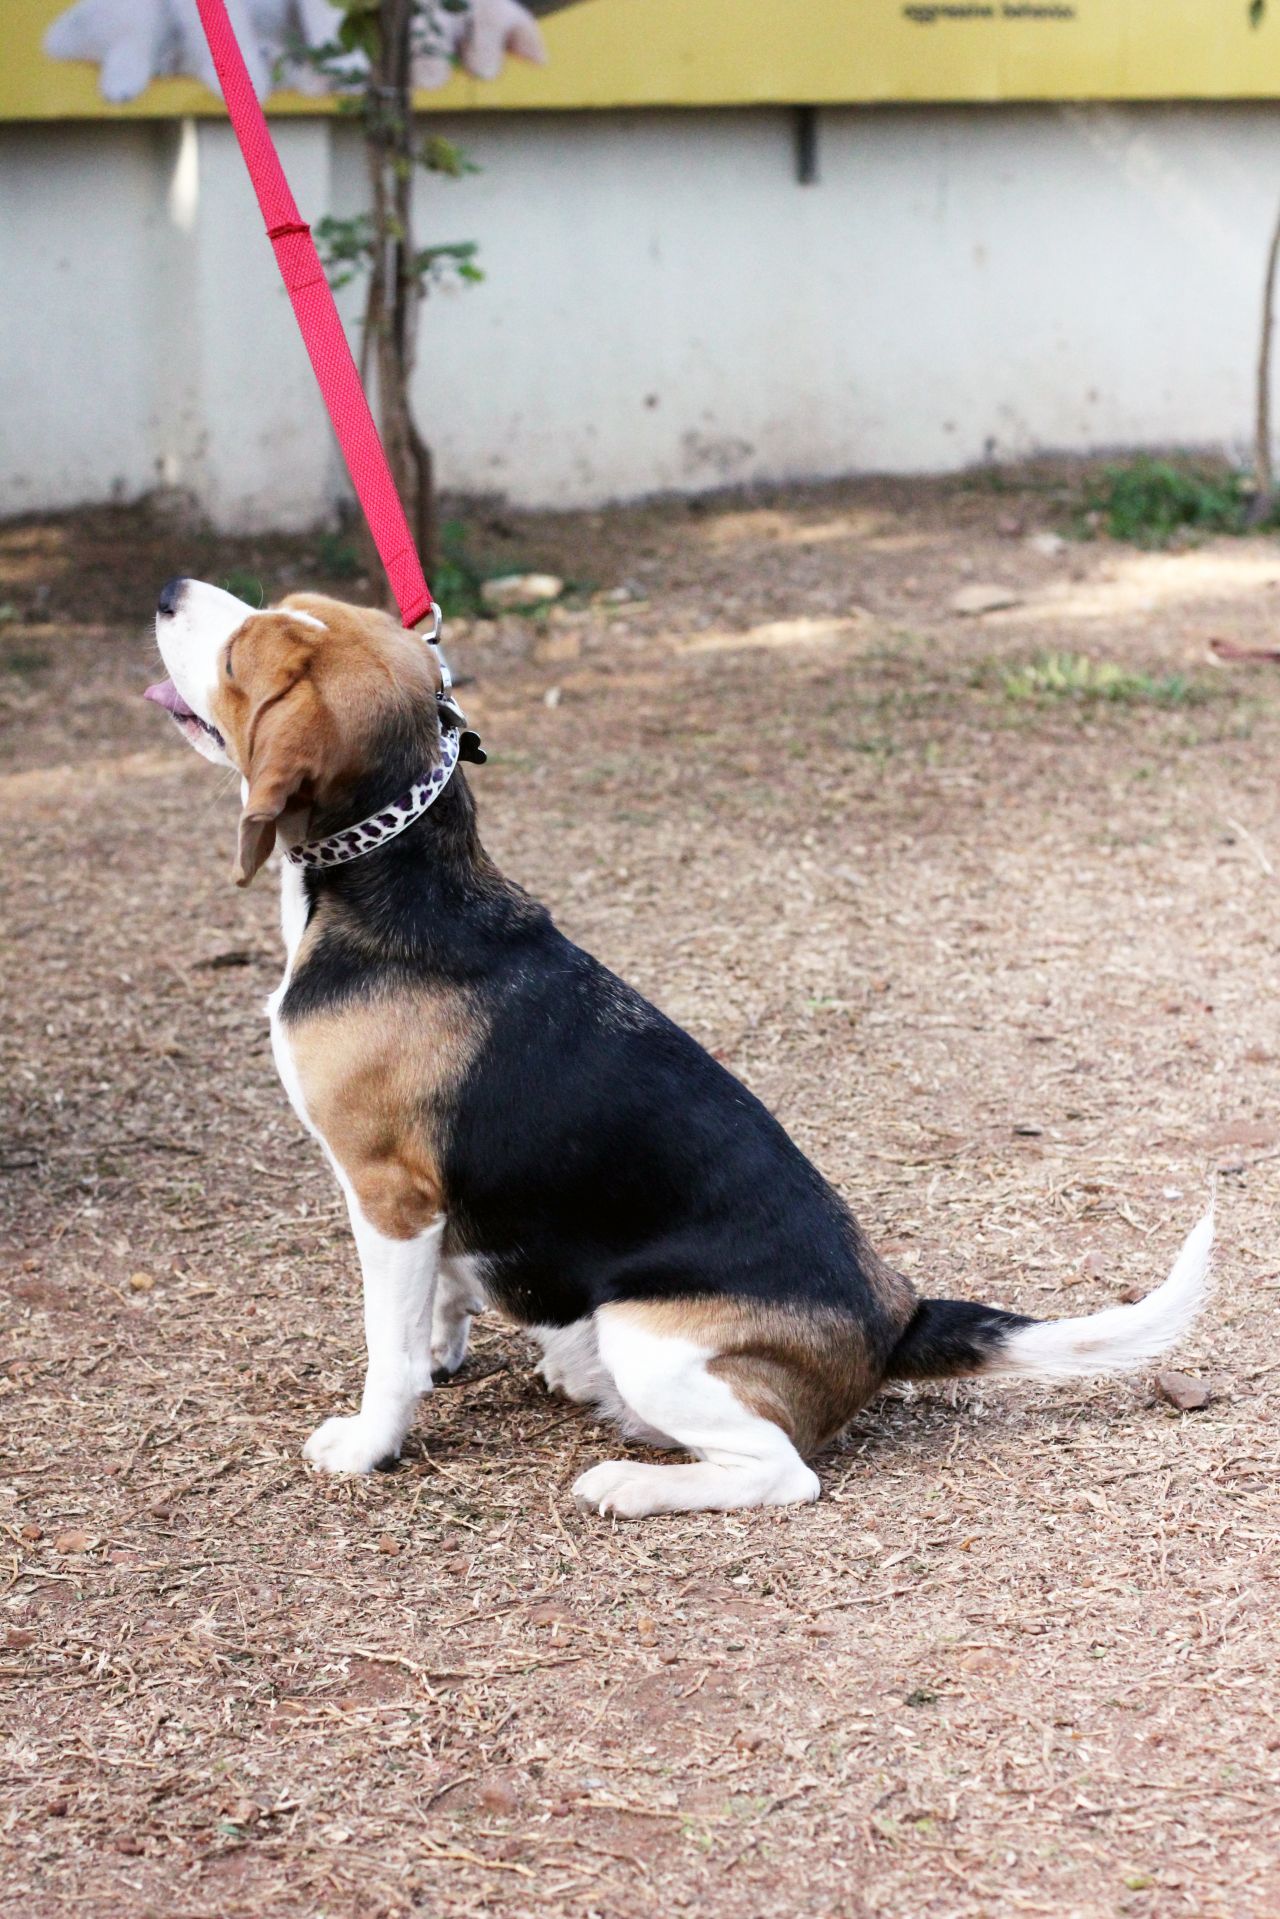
157, 577, 187, 617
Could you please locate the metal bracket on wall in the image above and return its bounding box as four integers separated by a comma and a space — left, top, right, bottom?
793, 105, 819, 185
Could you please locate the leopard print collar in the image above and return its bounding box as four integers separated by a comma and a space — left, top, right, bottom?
285, 725, 462, 872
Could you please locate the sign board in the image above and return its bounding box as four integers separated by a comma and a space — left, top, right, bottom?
4, 0, 1278, 120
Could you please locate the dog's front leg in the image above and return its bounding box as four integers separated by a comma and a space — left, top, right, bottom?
304, 1205, 442, 1475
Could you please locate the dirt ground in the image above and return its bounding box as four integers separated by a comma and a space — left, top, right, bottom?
3, 470, 1279, 1919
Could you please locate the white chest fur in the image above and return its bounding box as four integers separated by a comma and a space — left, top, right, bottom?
267, 858, 319, 1143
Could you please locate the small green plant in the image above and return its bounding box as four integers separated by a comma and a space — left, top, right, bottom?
423, 518, 519, 618
1, 643, 50, 675
1078, 458, 1265, 546
1001, 652, 1202, 707
219, 570, 264, 605
315, 530, 362, 579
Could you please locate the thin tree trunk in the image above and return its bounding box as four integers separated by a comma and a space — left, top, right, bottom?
359, 0, 437, 603
410, 419, 436, 574
353, 220, 387, 589
1252, 194, 1280, 521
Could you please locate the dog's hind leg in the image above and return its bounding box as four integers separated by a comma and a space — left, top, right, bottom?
430, 1255, 488, 1379
535, 1319, 674, 1446
535, 1320, 612, 1404
571, 1307, 821, 1518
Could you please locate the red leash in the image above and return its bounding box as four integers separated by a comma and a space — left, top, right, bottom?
193, 0, 434, 631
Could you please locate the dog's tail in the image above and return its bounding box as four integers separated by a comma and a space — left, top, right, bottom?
885, 1205, 1213, 1384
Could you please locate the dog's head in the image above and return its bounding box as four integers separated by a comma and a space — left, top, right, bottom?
145, 579, 447, 887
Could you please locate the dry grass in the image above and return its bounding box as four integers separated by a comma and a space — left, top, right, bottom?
2, 472, 1279, 1918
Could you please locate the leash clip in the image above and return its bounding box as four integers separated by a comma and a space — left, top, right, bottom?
422, 601, 487, 764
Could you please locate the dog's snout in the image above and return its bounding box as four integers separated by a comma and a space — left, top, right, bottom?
157, 577, 188, 618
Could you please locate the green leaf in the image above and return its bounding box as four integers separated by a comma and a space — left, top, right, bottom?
337, 15, 378, 57
419, 135, 481, 179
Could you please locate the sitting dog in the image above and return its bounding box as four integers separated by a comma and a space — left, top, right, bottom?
145, 582, 1213, 1517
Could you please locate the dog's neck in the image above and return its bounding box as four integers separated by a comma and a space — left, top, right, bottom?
285, 731, 461, 873
298, 702, 454, 847
289, 768, 542, 968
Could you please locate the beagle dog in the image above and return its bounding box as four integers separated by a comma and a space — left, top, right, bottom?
145, 582, 1213, 1517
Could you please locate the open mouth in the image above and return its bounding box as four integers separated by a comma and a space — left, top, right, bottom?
143, 678, 226, 751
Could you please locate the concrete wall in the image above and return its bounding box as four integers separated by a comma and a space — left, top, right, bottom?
1, 103, 1278, 527
0, 117, 338, 527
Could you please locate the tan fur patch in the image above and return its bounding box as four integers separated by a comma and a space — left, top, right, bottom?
850, 1220, 917, 1326
605, 1298, 886, 1455
210, 596, 444, 885
211, 596, 441, 770
287, 985, 485, 1240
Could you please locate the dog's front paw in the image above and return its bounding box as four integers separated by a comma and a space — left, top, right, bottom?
303, 1414, 400, 1476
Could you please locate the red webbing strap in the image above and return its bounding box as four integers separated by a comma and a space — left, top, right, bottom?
193, 0, 433, 630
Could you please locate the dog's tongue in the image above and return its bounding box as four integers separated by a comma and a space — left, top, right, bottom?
144, 678, 195, 719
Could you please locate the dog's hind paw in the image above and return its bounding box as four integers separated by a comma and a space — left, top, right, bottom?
303, 1414, 400, 1476
430, 1318, 472, 1380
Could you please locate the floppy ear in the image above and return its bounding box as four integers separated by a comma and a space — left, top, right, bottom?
232, 679, 322, 887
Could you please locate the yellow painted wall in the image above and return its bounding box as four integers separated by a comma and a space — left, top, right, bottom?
5, 0, 1280, 120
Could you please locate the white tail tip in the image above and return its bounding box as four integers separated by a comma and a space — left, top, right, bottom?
992, 1203, 1214, 1383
